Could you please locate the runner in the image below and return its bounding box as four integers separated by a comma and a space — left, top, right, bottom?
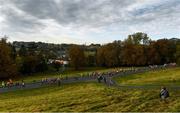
97, 75, 101, 83
103, 76, 107, 84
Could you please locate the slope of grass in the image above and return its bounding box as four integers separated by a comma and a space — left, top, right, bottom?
115, 67, 180, 86
0, 82, 180, 112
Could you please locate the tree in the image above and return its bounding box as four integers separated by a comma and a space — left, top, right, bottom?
35, 53, 48, 72
121, 33, 150, 66
0, 38, 18, 79
20, 53, 48, 74
20, 56, 39, 74
52, 60, 62, 71
19, 45, 27, 57
68, 45, 85, 70
96, 46, 106, 67
176, 41, 180, 65
121, 42, 136, 66
155, 39, 174, 64
86, 55, 96, 67
11, 45, 17, 61
103, 43, 121, 67
96, 41, 122, 67
146, 41, 161, 65
133, 45, 146, 66
127, 32, 150, 45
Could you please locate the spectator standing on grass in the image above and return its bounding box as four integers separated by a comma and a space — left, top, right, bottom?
97, 75, 100, 83
41, 78, 44, 85
97, 75, 101, 83
1, 81, 5, 88
107, 78, 114, 86
22, 80, 25, 87
7, 81, 10, 88
103, 76, 107, 84
57, 77, 61, 86
15, 82, 20, 86
160, 87, 169, 101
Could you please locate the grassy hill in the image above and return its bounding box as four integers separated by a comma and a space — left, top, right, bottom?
115, 67, 180, 86
0, 82, 180, 112
1, 67, 180, 112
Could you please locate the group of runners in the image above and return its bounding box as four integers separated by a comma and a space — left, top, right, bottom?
0, 68, 135, 89
41, 77, 61, 86
1, 79, 25, 88
0, 66, 170, 101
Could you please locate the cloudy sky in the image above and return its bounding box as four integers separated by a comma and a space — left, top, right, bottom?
0, 0, 180, 44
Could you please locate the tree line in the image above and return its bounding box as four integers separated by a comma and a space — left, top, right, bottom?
69, 32, 180, 68
0, 32, 180, 79
0, 37, 49, 79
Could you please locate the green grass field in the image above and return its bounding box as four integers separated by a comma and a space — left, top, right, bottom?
115, 67, 180, 86
0, 82, 180, 112
1, 67, 180, 112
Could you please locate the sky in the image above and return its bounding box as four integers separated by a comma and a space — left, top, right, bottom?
0, 0, 180, 44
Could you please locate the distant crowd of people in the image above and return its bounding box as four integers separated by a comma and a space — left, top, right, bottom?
149, 63, 177, 69
0, 67, 136, 89
1, 65, 174, 89
0, 65, 173, 101
1, 79, 25, 88
41, 77, 61, 86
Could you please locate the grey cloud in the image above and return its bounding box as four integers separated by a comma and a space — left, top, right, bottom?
130, 0, 180, 24
1, 0, 180, 38
8, 0, 137, 27
4, 10, 45, 33
10, 0, 58, 19
0, 0, 45, 33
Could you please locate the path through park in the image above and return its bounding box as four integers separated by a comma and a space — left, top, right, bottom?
0, 67, 180, 93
